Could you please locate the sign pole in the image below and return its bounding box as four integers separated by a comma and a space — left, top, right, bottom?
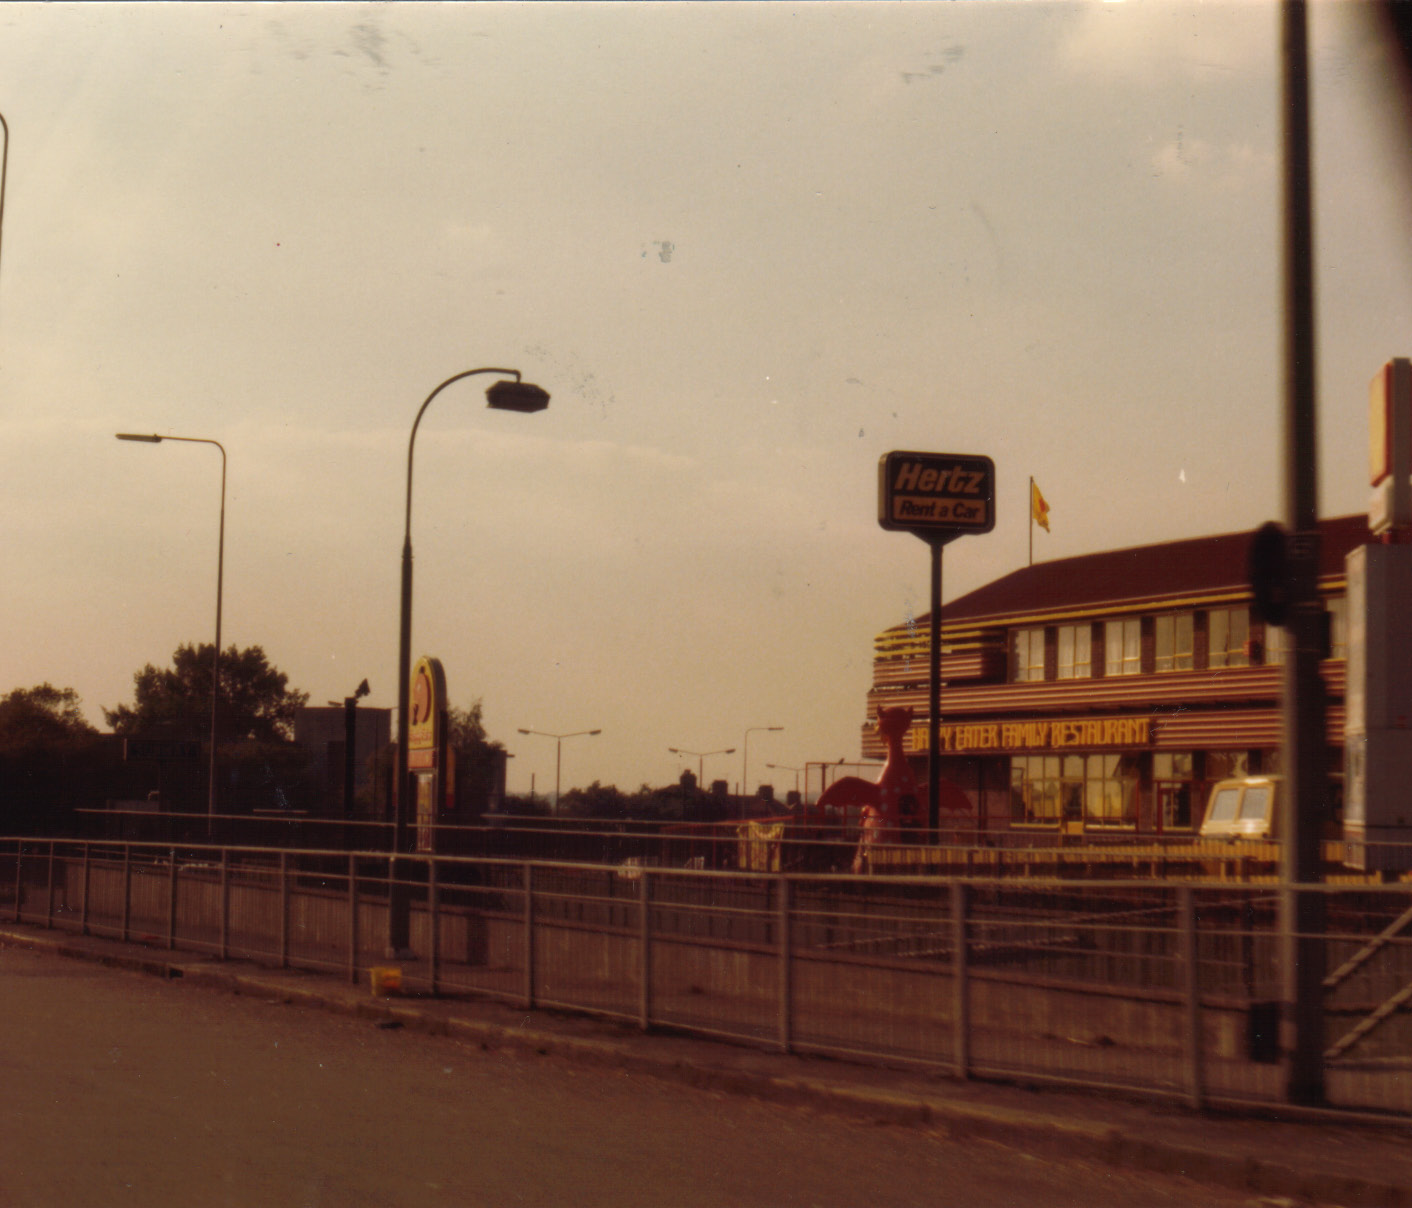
927, 538, 944, 836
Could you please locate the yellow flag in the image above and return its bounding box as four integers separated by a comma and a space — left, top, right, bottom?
1031, 480, 1050, 532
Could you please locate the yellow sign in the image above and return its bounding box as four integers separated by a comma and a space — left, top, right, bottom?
407, 655, 446, 769
910, 716, 1153, 754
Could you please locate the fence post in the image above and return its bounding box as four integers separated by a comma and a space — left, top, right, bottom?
1180, 886, 1206, 1109
166, 847, 178, 951
428, 857, 440, 997
951, 880, 970, 1079
639, 870, 652, 1031
13, 840, 22, 923
80, 843, 91, 936
778, 876, 793, 1054
279, 851, 290, 969
523, 862, 536, 1010
219, 847, 230, 961
121, 845, 132, 943
348, 854, 359, 986
45, 841, 55, 929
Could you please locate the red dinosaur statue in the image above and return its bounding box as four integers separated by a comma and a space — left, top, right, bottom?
816, 705, 923, 870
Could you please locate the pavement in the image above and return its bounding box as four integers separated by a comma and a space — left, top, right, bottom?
2, 920, 1410, 1208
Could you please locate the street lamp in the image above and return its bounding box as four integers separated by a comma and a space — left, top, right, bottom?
115, 433, 226, 835
668, 746, 736, 788
766, 762, 803, 797
391, 368, 550, 952
518, 728, 601, 815
742, 725, 783, 816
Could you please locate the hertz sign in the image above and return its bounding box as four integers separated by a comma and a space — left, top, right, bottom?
878, 451, 995, 541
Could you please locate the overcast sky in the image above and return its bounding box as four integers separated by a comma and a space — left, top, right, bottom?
2, 1, 1410, 798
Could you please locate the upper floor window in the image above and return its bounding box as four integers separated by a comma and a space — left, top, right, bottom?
1104, 618, 1141, 676
1056, 624, 1092, 680
1012, 627, 1045, 682
1208, 607, 1250, 668
1154, 612, 1194, 672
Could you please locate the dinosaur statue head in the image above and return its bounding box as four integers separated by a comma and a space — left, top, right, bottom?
875, 705, 915, 742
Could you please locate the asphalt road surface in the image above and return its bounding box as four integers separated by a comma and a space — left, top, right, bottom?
0, 946, 1281, 1207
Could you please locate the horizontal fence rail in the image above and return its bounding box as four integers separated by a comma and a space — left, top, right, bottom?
5, 836, 1412, 1117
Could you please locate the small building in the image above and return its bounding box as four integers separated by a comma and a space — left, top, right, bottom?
862, 515, 1368, 834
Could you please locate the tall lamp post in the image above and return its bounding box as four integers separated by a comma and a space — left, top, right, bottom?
741, 725, 783, 817
116, 433, 226, 836
766, 762, 803, 799
390, 368, 549, 954
668, 746, 735, 788
518, 728, 601, 815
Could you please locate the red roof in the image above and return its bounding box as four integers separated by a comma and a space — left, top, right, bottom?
904, 515, 1370, 630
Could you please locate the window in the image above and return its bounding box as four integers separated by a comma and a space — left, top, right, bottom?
1104, 618, 1141, 676
1208, 607, 1249, 668
1084, 753, 1140, 827
1012, 627, 1045, 682
1056, 624, 1092, 680
1154, 751, 1195, 829
1154, 613, 1194, 672
1012, 753, 1134, 827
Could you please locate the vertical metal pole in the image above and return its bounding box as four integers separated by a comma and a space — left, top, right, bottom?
428, 857, 440, 996
778, 876, 793, 1054
1180, 887, 1206, 1109
638, 869, 652, 1030
1280, 0, 1326, 1107
348, 854, 360, 985
279, 851, 290, 969
121, 845, 132, 943
12, 840, 22, 923
166, 848, 178, 951
45, 841, 55, 929
523, 862, 536, 1010
951, 880, 970, 1078
80, 843, 90, 936
927, 540, 945, 836
219, 847, 230, 961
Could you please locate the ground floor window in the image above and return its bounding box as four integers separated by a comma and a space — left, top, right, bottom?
1153, 751, 1195, 830
1011, 753, 1138, 827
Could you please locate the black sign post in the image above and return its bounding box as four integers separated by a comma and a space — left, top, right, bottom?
878, 452, 996, 835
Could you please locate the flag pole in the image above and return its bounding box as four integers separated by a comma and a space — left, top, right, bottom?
1028, 476, 1034, 567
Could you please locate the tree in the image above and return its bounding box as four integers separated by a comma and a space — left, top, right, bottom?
0, 684, 98, 750
104, 643, 308, 743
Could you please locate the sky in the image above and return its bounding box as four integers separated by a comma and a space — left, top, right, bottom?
2, 1, 1411, 800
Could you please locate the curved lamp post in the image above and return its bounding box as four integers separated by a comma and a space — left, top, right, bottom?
766, 762, 803, 798
390, 368, 549, 952
741, 725, 783, 817
518, 728, 601, 816
116, 433, 226, 835
668, 746, 735, 788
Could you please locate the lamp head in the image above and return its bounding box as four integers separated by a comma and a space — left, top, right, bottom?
486, 379, 550, 413
116, 433, 163, 443
354, 679, 370, 699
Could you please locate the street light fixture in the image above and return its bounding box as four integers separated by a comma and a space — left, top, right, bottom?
390, 368, 550, 953
742, 725, 783, 816
766, 762, 803, 797
667, 746, 736, 788
116, 432, 226, 836
518, 728, 602, 816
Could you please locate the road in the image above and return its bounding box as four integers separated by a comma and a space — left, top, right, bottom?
0, 946, 1281, 1207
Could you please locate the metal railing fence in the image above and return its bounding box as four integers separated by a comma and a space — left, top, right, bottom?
5, 836, 1412, 1118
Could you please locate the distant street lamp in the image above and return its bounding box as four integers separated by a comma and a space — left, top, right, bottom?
518, 728, 601, 815
668, 746, 736, 787
766, 762, 803, 797
115, 433, 226, 835
390, 368, 550, 954
742, 725, 783, 816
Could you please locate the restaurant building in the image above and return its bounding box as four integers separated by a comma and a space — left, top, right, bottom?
860, 515, 1370, 834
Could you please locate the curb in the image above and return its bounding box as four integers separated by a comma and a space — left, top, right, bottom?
4, 927, 1411, 1207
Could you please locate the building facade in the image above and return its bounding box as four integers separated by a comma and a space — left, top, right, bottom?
861, 516, 1369, 834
